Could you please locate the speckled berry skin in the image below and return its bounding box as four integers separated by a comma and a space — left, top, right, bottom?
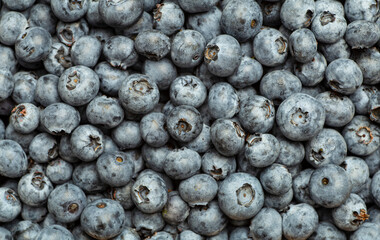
71, 36, 101, 68
244, 133, 280, 168
164, 147, 201, 180
253, 28, 288, 67
218, 173, 264, 220
342, 156, 369, 193
51, 0, 89, 22
228, 56, 263, 89
345, 20, 380, 49
119, 74, 159, 115
98, 0, 143, 28
56, 19, 89, 47
282, 203, 319, 240
305, 128, 347, 168
10, 103, 39, 134
80, 198, 125, 239
179, 173, 218, 207
72, 162, 107, 193
204, 34, 241, 77
332, 193, 369, 231
249, 207, 282, 240
292, 168, 316, 206
39, 103, 80, 135
371, 170, 380, 207
280, 0, 315, 31
208, 82, 239, 119
34, 225, 74, 240
276, 93, 325, 141
171, 30, 205, 68
294, 52, 327, 87
153, 2, 185, 36
47, 183, 87, 223
70, 124, 104, 162
350, 85, 378, 115
289, 28, 317, 63
0, 11, 29, 46
178, 0, 218, 13
345, 0, 378, 22
86, 95, 124, 129
166, 105, 203, 143
311, 11, 347, 44
18, 171, 53, 207
135, 30, 171, 61
309, 164, 352, 208
0, 140, 28, 178
103, 35, 138, 70
201, 148, 236, 180
221, 0, 263, 42
46, 159, 73, 184
354, 47, 380, 85
211, 118, 245, 157
43, 43, 72, 76
260, 163, 292, 195
260, 70, 302, 105
342, 115, 380, 156
319, 38, 351, 63
0, 187, 22, 222
238, 95, 275, 133
170, 75, 207, 108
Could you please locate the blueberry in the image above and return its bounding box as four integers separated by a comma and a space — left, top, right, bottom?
171, 30, 205, 68
218, 173, 264, 220
43, 43, 72, 76
71, 36, 102, 68
40, 103, 80, 135
34, 225, 74, 240
142, 58, 177, 91
305, 128, 347, 168
18, 171, 53, 207
178, 174, 218, 207
153, 2, 185, 36
294, 52, 327, 87
29, 133, 58, 163
230, 227, 250, 240
208, 82, 239, 119
47, 183, 87, 223
354, 47, 380, 85
315, 0, 345, 17
15, 27, 52, 63
239, 95, 275, 133
140, 112, 169, 148
260, 163, 292, 196
10, 103, 39, 134
21, 204, 48, 223
309, 221, 346, 240
280, 0, 315, 30
132, 208, 165, 237
121, 11, 153, 37
221, 0, 263, 42
332, 193, 369, 231
319, 38, 351, 63
111, 120, 143, 150
131, 173, 168, 213
169, 75, 207, 108
94, 62, 128, 97
204, 34, 241, 77
103, 35, 138, 70
46, 159, 73, 184
345, 20, 380, 49
227, 56, 263, 89
119, 74, 160, 115
11, 71, 38, 104
261, 1, 282, 27
70, 124, 104, 162
0, 69, 14, 102
364, 148, 380, 176
0, 44, 17, 74
211, 118, 245, 157
135, 30, 171, 61
341, 156, 370, 193
186, 6, 222, 43
259, 70, 302, 105
4, 124, 37, 154
113, 227, 140, 240
371, 170, 380, 207
50, 0, 89, 22
164, 147, 201, 180
282, 203, 318, 240
350, 85, 378, 115
0, 140, 28, 178
183, 123, 212, 154
201, 148, 236, 180
96, 151, 134, 187
28, 3, 57, 35
161, 191, 190, 225
249, 207, 282, 240
58, 65, 100, 106
292, 168, 316, 206
289, 28, 317, 63
244, 133, 280, 168
276, 93, 325, 141
0, 11, 28, 46
178, 230, 204, 240
0, 187, 22, 222
309, 164, 352, 208
11, 220, 42, 240
99, 0, 143, 28
35, 74, 61, 107
142, 143, 172, 173
342, 115, 380, 156
86, 0, 107, 27
73, 162, 107, 193
350, 222, 380, 240
311, 11, 347, 44
86, 95, 124, 129
187, 201, 227, 237
56, 19, 89, 47
107, 180, 135, 210
344, 0, 379, 22
177, 0, 218, 13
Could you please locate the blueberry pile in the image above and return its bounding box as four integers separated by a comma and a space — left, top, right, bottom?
1, 0, 380, 239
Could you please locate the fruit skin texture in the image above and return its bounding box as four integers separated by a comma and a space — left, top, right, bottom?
0, 140, 28, 178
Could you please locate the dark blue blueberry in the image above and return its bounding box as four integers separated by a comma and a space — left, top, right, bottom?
58, 65, 100, 107
289, 28, 317, 63
10, 103, 39, 134
135, 30, 171, 61
142, 58, 177, 91
0, 187, 22, 222
364, 148, 380, 176
371, 170, 380, 207
202, 148, 236, 180
0, 140, 28, 178
140, 112, 169, 148
204, 34, 241, 77
161, 190, 190, 225
11, 71, 38, 104
20, 204, 47, 222
111, 120, 143, 150
282, 203, 319, 240
121, 11, 153, 37
178, 0, 218, 13
280, 0, 315, 30
309, 221, 346, 240
179, 174, 218, 207
107, 180, 135, 210
153, 2, 185, 36
103, 35, 138, 70
183, 123, 212, 154
260, 163, 292, 196
51, 0, 89, 22
43, 43, 72, 76
132, 208, 165, 237
227, 56, 263, 89
0, 44, 17, 74
71, 36, 102, 68
95, 61, 128, 97
294, 52, 327, 87
0, 11, 28, 46
35, 74, 62, 107
86, 95, 124, 129
11, 220, 42, 240
70, 124, 104, 162
40, 103, 80, 135
0, 69, 14, 102
208, 82, 239, 119
170, 75, 207, 108
86, 0, 107, 27
244, 133, 279, 168
292, 168, 316, 206
319, 38, 351, 63
72, 162, 107, 193
4, 124, 37, 154
254, 28, 288, 67
56, 19, 89, 47
350, 85, 378, 115
309, 164, 352, 208
211, 118, 245, 157
315, 0, 344, 17
221, 0, 263, 42
28, 3, 57, 35
34, 225, 74, 240
249, 207, 282, 240
341, 156, 369, 193
47, 183, 87, 223
164, 147, 201, 180
305, 128, 347, 168
171, 30, 205, 68
354, 47, 380, 85
46, 158, 73, 184
99, 0, 143, 28
345, 20, 380, 49
345, 0, 378, 22
311, 11, 347, 44
18, 171, 53, 207
218, 173, 264, 220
